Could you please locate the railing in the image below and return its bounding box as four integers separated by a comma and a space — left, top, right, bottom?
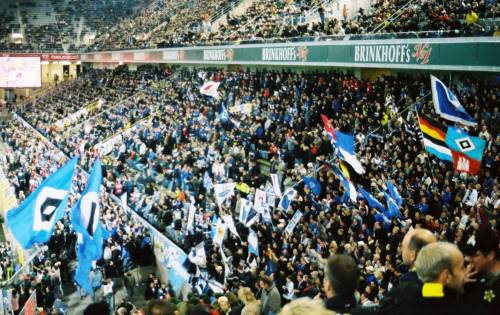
372, 0, 415, 33
210, 0, 244, 23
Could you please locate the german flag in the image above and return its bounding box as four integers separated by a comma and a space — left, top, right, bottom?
339, 160, 370, 188
418, 114, 453, 162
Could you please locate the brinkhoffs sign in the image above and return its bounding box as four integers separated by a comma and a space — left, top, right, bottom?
80, 38, 499, 71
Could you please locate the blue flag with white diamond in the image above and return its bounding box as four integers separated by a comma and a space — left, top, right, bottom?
303, 176, 321, 196
7, 158, 78, 249
445, 126, 485, 162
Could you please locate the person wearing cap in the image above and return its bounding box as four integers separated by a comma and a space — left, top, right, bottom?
464, 229, 500, 314
399, 228, 437, 284
379, 242, 471, 315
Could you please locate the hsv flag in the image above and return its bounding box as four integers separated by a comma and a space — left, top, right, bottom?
359, 188, 385, 211
71, 159, 108, 294
7, 158, 78, 249
339, 160, 370, 188
445, 126, 485, 162
431, 75, 477, 126
200, 81, 221, 99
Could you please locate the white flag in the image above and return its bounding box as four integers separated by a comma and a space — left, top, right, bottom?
200, 81, 221, 99
238, 198, 253, 224
248, 229, 259, 256
270, 173, 282, 198
120, 192, 128, 211
187, 203, 196, 233
223, 214, 240, 239
285, 210, 303, 235
254, 189, 267, 213
213, 220, 227, 246
188, 242, 206, 267
214, 183, 236, 206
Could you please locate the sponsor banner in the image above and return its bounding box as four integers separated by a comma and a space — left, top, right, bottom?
0, 53, 78, 61
79, 39, 499, 70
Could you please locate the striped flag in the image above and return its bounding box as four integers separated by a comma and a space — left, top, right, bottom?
418, 114, 453, 162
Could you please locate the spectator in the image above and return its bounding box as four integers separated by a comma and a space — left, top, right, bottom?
464, 229, 500, 314
400, 228, 437, 284
278, 297, 335, 315
379, 242, 469, 314
144, 300, 177, 315
260, 275, 282, 315
238, 287, 260, 315
323, 254, 360, 313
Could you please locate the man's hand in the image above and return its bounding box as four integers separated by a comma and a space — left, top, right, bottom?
463, 264, 478, 285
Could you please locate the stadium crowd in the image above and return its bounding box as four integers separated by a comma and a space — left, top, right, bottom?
3, 64, 497, 315
1, 117, 156, 314
94, 0, 500, 50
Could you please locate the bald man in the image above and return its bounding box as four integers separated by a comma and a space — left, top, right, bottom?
400, 228, 437, 284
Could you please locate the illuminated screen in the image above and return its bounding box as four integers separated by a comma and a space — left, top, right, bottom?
0, 57, 41, 88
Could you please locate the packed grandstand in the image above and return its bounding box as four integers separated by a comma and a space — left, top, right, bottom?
0, 1, 498, 315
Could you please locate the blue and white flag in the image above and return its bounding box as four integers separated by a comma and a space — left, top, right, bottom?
220, 104, 229, 123
213, 183, 236, 206
238, 198, 252, 224
278, 188, 297, 211
248, 229, 259, 256
445, 126, 486, 162
336, 131, 365, 174
431, 75, 477, 126
303, 176, 321, 196
188, 242, 207, 267
285, 210, 303, 235
213, 220, 227, 246
71, 159, 107, 294
245, 208, 259, 228
203, 171, 213, 191
223, 214, 240, 239
383, 192, 401, 220
186, 203, 196, 233
210, 214, 220, 239
359, 188, 385, 211
386, 181, 402, 207
165, 245, 190, 292
333, 168, 357, 203
375, 212, 392, 230
7, 158, 78, 249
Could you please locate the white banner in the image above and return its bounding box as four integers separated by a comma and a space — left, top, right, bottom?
213, 183, 236, 206
270, 173, 282, 198
285, 211, 303, 235
254, 188, 267, 213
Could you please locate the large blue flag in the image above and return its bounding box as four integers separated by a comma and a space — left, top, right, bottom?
359, 188, 385, 211
71, 159, 108, 294
7, 158, 78, 249
386, 181, 403, 207
383, 192, 401, 220
445, 126, 486, 162
431, 75, 477, 126
303, 176, 321, 196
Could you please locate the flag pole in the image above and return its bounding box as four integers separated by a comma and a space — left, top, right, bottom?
413, 107, 437, 181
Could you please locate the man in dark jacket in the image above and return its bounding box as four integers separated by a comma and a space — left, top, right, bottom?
323, 254, 360, 313
379, 242, 474, 315
464, 228, 500, 315
399, 228, 437, 284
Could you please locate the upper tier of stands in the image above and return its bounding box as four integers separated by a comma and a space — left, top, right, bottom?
0, 0, 498, 52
